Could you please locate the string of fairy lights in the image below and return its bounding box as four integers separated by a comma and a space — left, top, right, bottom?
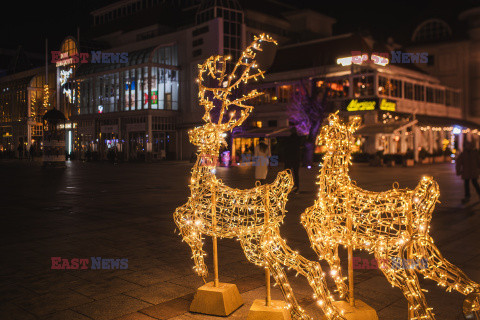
173, 34, 348, 320
301, 113, 479, 320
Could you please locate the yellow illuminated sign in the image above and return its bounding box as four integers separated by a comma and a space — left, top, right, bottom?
379, 98, 396, 111
346, 99, 376, 111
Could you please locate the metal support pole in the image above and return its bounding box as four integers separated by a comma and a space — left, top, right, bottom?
211, 183, 219, 288
346, 137, 355, 307
348, 236, 355, 307
264, 185, 271, 307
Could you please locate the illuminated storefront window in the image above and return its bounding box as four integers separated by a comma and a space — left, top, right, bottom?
76, 44, 179, 114
353, 75, 374, 97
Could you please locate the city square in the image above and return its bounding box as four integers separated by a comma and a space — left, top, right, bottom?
2, 0, 480, 319
1, 160, 479, 319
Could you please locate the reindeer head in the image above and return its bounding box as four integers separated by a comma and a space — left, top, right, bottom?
316, 112, 362, 155
189, 34, 277, 156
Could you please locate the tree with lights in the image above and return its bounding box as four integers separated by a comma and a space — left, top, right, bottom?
287, 80, 331, 167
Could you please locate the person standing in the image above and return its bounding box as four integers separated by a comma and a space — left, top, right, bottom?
17, 142, 23, 159
284, 127, 302, 193
254, 138, 270, 184
456, 139, 480, 204
29, 144, 35, 161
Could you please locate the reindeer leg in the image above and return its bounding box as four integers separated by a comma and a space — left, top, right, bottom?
263, 227, 346, 320
413, 236, 480, 295
310, 238, 348, 300
173, 205, 208, 278
375, 250, 435, 320
239, 233, 312, 320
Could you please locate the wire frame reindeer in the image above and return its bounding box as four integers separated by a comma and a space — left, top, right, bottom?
301, 112, 480, 319
173, 35, 346, 320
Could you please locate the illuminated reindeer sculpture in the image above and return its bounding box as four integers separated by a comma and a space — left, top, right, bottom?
173, 35, 346, 320
301, 113, 480, 319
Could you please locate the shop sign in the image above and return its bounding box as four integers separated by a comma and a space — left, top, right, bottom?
52, 51, 129, 67
379, 99, 396, 111
346, 98, 396, 112
347, 99, 376, 111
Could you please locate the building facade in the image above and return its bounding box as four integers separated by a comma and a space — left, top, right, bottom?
235, 33, 480, 162
0, 66, 56, 157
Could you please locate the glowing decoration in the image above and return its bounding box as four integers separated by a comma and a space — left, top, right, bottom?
302, 112, 480, 319
43, 85, 50, 110
346, 99, 376, 111
173, 35, 346, 320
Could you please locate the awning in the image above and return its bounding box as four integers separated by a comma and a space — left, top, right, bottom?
233, 127, 291, 138
355, 120, 417, 135
415, 114, 480, 129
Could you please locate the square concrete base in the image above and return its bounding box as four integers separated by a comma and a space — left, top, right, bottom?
247, 299, 292, 320
326, 300, 378, 320
189, 282, 244, 316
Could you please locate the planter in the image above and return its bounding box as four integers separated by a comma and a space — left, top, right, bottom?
386, 160, 395, 167
404, 159, 414, 167
434, 156, 444, 163
421, 158, 430, 164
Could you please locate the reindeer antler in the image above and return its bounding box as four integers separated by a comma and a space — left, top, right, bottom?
196, 34, 277, 131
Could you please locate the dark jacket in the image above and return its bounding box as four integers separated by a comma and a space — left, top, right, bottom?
284, 134, 302, 165
456, 149, 480, 179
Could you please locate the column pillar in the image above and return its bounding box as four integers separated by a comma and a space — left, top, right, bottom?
400, 130, 407, 154
147, 114, 152, 154
414, 126, 420, 162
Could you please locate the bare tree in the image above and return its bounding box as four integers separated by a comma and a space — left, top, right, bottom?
287, 79, 331, 167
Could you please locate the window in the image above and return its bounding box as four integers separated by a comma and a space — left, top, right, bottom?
378, 76, 389, 96
319, 78, 349, 98
268, 120, 277, 127
390, 79, 402, 98
353, 76, 374, 97
412, 19, 452, 43
434, 89, 444, 104
192, 38, 204, 47
414, 84, 424, 101
192, 26, 209, 37
426, 87, 434, 102
445, 90, 452, 106
278, 85, 293, 103
404, 82, 413, 100
254, 87, 276, 104
427, 55, 434, 66
192, 49, 202, 57
453, 91, 460, 107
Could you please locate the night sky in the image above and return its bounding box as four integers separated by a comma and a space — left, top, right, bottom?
0, 0, 478, 54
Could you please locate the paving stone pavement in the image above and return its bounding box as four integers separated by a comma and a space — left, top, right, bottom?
0, 159, 479, 320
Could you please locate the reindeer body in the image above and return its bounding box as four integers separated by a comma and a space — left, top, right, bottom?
302, 114, 479, 319
173, 35, 346, 320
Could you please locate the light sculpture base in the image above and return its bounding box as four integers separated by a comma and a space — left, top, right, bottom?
189, 282, 243, 316
247, 299, 291, 320
323, 300, 378, 320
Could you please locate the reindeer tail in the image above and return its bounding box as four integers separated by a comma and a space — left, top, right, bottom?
411, 176, 440, 230
267, 169, 294, 210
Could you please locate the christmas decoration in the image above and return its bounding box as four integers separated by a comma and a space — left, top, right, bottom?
173, 34, 345, 320
301, 112, 480, 319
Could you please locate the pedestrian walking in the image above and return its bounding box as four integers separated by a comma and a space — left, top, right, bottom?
29, 144, 35, 161
17, 143, 23, 159
254, 138, 270, 184
284, 127, 302, 193
456, 139, 480, 204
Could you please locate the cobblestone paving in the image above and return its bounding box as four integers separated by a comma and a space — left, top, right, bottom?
0, 160, 479, 320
